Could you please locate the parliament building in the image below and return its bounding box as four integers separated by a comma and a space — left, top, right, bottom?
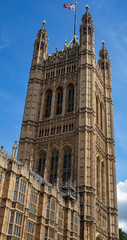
0, 6, 119, 240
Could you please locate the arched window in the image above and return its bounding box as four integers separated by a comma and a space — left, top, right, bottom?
101, 63, 104, 69
96, 96, 98, 125
56, 87, 63, 115
36, 42, 39, 50
84, 27, 87, 34
38, 152, 46, 177
100, 103, 103, 131
101, 162, 105, 203
50, 151, 59, 184
63, 149, 72, 185
97, 157, 100, 198
67, 85, 74, 112
45, 90, 52, 117
88, 27, 91, 34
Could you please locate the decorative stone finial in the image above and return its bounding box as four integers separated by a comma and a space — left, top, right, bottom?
86, 5, 89, 12
102, 40, 105, 47
42, 20, 46, 28
12, 140, 17, 160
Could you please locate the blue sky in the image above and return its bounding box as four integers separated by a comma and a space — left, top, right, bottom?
0, 0, 127, 231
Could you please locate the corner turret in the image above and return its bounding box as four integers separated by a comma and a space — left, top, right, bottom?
80, 5, 95, 53
99, 40, 110, 70
98, 40, 111, 86
32, 20, 48, 66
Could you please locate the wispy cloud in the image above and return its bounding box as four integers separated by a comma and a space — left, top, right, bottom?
0, 43, 8, 49
92, 0, 117, 9
0, 90, 12, 101
108, 22, 127, 78
0, 28, 11, 50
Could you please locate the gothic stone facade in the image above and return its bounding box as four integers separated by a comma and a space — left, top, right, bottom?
0, 6, 119, 240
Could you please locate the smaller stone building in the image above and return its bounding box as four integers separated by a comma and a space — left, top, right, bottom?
0, 146, 80, 240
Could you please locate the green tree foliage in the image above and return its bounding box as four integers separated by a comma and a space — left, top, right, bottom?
119, 228, 127, 240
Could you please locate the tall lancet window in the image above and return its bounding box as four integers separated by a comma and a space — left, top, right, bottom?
101, 162, 105, 203
67, 85, 74, 112
50, 151, 59, 184
97, 157, 100, 198
100, 103, 103, 131
96, 96, 99, 125
45, 90, 52, 117
63, 149, 72, 185
56, 87, 63, 115
38, 152, 46, 177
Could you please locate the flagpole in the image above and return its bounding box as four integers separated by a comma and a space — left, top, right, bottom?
74, 2, 77, 38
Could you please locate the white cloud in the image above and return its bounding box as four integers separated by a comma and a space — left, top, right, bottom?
117, 180, 127, 232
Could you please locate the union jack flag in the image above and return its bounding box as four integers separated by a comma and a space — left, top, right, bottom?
63, 4, 75, 10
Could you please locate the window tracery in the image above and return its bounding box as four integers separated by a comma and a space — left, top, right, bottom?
96, 96, 99, 125
100, 102, 103, 131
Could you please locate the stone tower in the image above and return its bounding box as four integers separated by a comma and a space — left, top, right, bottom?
17, 6, 118, 240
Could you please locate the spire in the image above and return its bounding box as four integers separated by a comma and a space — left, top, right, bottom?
80, 5, 95, 53
82, 4, 93, 24
32, 20, 48, 65
99, 40, 110, 71
99, 40, 109, 57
